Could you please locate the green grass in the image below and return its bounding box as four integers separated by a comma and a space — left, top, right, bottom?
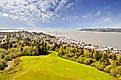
0, 52, 116, 80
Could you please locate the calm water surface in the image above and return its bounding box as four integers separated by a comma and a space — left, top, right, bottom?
57, 31, 121, 49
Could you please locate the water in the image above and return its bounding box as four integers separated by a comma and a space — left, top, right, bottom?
56, 31, 121, 49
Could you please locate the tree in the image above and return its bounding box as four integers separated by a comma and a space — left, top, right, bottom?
76, 56, 85, 63
118, 56, 121, 66
0, 48, 6, 59
83, 58, 93, 65
104, 65, 112, 73
22, 46, 32, 56
0, 60, 6, 70
8, 48, 19, 54
92, 61, 105, 71
115, 66, 121, 79
110, 53, 117, 77
101, 52, 109, 65
79, 48, 84, 55
93, 50, 102, 61
32, 46, 39, 55
84, 49, 90, 58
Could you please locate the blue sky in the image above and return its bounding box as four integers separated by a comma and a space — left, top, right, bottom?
0, 0, 121, 29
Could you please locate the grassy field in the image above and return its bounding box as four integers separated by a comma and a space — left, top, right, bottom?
0, 52, 115, 80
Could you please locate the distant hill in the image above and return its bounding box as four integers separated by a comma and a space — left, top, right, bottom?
78, 28, 121, 32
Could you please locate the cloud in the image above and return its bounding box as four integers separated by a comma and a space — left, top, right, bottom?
96, 10, 101, 16
62, 17, 65, 21
102, 17, 112, 23
2, 13, 9, 17
82, 16, 87, 18
0, 0, 74, 25
82, 11, 92, 18
74, 16, 78, 19
60, 15, 79, 22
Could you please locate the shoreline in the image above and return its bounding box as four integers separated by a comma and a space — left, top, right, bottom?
49, 31, 121, 49
58, 35, 121, 53
50, 32, 121, 55
0, 30, 121, 55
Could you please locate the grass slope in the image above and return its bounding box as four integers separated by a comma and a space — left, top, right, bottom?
0, 52, 115, 80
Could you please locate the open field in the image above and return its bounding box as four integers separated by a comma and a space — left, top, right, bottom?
0, 52, 115, 80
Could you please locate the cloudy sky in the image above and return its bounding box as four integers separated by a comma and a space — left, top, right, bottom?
0, 0, 121, 29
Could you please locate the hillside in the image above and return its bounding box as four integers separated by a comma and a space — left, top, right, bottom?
78, 28, 121, 32
0, 52, 115, 80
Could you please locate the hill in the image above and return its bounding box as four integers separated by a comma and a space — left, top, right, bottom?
78, 28, 121, 32
0, 52, 115, 80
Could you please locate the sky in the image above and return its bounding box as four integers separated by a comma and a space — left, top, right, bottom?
0, 0, 121, 29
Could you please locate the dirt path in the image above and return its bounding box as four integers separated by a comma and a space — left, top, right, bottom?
4, 61, 13, 71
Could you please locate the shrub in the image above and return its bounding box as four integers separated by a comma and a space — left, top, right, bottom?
8, 48, 19, 54
104, 65, 112, 73
116, 66, 121, 75
0, 60, 6, 70
4, 55, 12, 61
84, 50, 90, 58
118, 56, 121, 66
76, 56, 85, 63
83, 58, 93, 65
116, 74, 121, 78
67, 53, 75, 58
110, 69, 116, 77
22, 46, 32, 55
94, 61, 105, 71
98, 65, 105, 71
